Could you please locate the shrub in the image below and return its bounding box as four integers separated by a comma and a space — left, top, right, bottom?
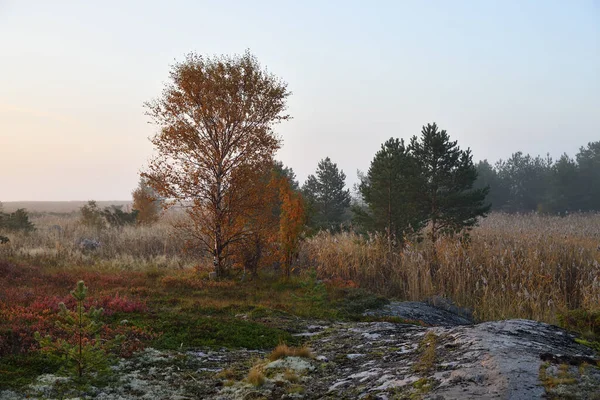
132, 178, 163, 225
79, 201, 105, 230
102, 206, 138, 227
0, 209, 35, 232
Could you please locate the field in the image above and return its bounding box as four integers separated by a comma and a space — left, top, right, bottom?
1, 201, 132, 214
0, 209, 599, 393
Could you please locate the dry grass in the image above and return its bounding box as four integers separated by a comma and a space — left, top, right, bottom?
0, 212, 201, 270
1, 201, 132, 214
283, 368, 300, 383
247, 365, 266, 386
301, 213, 600, 323
268, 344, 314, 361
2, 211, 599, 325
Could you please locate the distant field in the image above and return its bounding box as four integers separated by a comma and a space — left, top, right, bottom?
1, 201, 132, 213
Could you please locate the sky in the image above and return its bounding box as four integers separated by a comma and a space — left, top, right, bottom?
0, 1, 599, 201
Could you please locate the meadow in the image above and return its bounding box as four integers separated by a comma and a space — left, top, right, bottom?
0, 209, 599, 390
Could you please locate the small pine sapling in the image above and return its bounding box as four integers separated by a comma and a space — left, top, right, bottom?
35, 281, 123, 380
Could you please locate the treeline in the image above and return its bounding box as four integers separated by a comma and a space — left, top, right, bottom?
475, 141, 600, 213
300, 123, 490, 247
298, 139, 600, 243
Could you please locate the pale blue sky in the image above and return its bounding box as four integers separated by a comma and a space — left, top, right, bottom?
1, 1, 598, 201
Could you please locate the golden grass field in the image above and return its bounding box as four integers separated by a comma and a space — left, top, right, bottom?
303, 213, 600, 323
1, 206, 598, 325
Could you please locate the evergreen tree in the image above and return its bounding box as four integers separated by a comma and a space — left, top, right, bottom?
409, 123, 490, 243
495, 152, 553, 212
466, 140, 600, 214
576, 141, 600, 211
355, 138, 423, 249
474, 160, 509, 211
548, 154, 581, 213
0, 208, 35, 232
302, 157, 351, 231
273, 160, 300, 191
35, 281, 123, 380
102, 205, 139, 227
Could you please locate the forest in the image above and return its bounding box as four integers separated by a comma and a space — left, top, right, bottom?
475, 143, 600, 213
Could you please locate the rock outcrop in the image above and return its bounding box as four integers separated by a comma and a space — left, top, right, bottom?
3, 302, 598, 399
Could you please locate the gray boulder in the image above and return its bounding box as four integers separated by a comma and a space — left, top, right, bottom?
78, 238, 101, 251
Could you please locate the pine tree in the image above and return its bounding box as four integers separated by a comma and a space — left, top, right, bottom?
302, 157, 351, 231
35, 281, 122, 380
273, 160, 300, 191
0, 208, 35, 232
409, 123, 490, 243
576, 141, 600, 211
355, 138, 423, 250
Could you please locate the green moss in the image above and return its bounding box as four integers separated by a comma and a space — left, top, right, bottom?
152, 314, 298, 350
0, 354, 62, 390
413, 332, 437, 374
574, 338, 600, 353
334, 287, 389, 317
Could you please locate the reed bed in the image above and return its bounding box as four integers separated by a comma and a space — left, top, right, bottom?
301, 213, 600, 323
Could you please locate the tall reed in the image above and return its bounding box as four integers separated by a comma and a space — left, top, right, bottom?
301, 213, 600, 323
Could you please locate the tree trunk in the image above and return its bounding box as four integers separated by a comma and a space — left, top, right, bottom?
387, 180, 392, 253
213, 167, 225, 278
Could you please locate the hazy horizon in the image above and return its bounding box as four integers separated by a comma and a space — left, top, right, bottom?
1, 1, 599, 201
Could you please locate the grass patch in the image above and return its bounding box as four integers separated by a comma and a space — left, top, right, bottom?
333, 287, 389, 317
0, 354, 62, 390
539, 363, 578, 388
0, 261, 394, 393
283, 368, 300, 383
558, 309, 600, 353
268, 344, 313, 361
152, 313, 297, 350
413, 331, 437, 374
247, 365, 266, 387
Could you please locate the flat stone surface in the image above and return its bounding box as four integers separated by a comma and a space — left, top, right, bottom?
2, 319, 598, 399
